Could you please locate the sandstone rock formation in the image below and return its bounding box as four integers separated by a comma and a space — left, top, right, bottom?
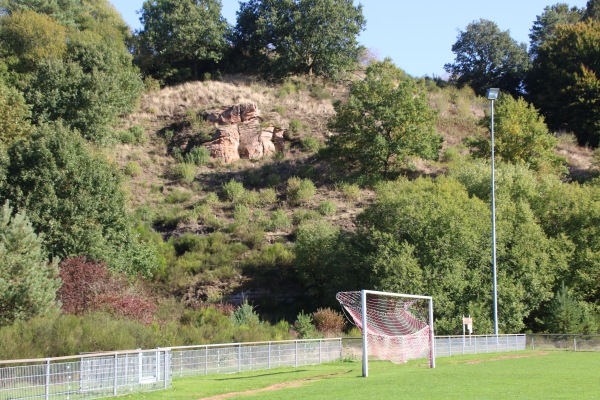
202, 103, 287, 163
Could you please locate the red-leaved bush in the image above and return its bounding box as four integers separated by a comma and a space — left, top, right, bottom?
57, 256, 156, 324
311, 308, 346, 336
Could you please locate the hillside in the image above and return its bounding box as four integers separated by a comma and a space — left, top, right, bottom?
110, 75, 597, 320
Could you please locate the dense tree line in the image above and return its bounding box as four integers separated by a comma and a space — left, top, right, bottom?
445, 1, 600, 148
295, 163, 599, 334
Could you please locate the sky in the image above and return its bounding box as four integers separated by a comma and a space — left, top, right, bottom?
110, 0, 589, 77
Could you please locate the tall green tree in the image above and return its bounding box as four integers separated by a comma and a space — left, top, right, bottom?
0, 123, 156, 277
527, 19, 600, 147
0, 10, 67, 73
583, 0, 600, 20
444, 19, 530, 97
232, 0, 365, 79
529, 3, 583, 59
545, 283, 598, 333
0, 201, 59, 326
470, 95, 566, 174
328, 59, 441, 179
0, 1, 143, 143
137, 0, 228, 82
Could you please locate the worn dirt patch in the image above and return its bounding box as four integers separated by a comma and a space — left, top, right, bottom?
464, 351, 550, 365
198, 370, 352, 400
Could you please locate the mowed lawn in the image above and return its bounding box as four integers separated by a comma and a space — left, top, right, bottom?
124, 351, 600, 400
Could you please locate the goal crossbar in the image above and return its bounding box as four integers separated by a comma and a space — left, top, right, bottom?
337, 290, 435, 377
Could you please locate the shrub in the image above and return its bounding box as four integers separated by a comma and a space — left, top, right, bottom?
301, 137, 321, 152
288, 119, 305, 135
266, 209, 291, 231
233, 223, 265, 249
222, 180, 246, 202
311, 308, 346, 336
233, 204, 252, 221
258, 188, 278, 206
266, 174, 281, 187
57, 257, 156, 325
201, 192, 220, 205
124, 161, 142, 176
292, 209, 322, 225
230, 300, 260, 326
128, 125, 146, 144
165, 188, 192, 204
286, 177, 316, 205
292, 311, 319, 338
172, 163, 196, 184
185, 146, 211, 166
317, 201, 337, 216
337, 182, 361, 200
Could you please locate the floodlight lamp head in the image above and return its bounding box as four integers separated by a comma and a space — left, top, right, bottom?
487, 88, 500, 100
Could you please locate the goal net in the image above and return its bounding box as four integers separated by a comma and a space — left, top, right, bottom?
336, 290, 435, 376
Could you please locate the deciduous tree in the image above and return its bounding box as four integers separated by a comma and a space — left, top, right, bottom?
137, 0, 228, 82
527, 19, 600, 147
444, 19, 530, 97
232, 0, 365, 80
328, 59, 441, 179
470, 95, 566, 174
1, 123, 157, 277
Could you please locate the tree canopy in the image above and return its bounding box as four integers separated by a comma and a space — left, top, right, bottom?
527, 19, 600, 147
529, 3, 583, 59
232, 0, 365, 80
328, 59, 441, 178
444, 19, 530, 97
137, 0, 228, 82
470, 95, 565, 174
0, 123, 157, 277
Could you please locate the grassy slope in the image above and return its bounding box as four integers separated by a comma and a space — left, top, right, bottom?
123, 351, 600, 399
111, 75, 598, 312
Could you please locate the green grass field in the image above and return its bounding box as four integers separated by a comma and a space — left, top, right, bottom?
123, 351, 600, 400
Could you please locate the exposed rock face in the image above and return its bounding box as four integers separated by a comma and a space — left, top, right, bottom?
203, 103, 286, 163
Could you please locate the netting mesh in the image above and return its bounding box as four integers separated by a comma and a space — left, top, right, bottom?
336, 291, 431, 364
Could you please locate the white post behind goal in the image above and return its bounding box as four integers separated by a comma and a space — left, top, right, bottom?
336, 290, 435, 377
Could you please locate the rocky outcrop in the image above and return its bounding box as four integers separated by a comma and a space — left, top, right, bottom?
202, 103, 287, 163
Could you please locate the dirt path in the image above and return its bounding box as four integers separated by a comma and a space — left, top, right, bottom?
197, 370, 353, 400
464, 351, 550, 365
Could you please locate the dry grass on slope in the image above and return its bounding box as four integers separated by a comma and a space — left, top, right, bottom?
128, 75, 338, 127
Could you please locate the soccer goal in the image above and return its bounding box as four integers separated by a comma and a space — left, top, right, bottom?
336, 290, 435, 377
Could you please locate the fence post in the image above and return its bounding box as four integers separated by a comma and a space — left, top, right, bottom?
238, 344, 242, 373
113, 353, 118, 396
574, 336, 577, 352
339, 338, 343, 359
164, 350, 169, 389
531, 335, 535, 350
204, 346, 208, 376
316, 340, 319, 364
448, 337, 452, 356
268, 342, 271, 370
295, 341, 298, 368
45, 359, 50, 400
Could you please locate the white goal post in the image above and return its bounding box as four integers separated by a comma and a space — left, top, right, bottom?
336, 290, 435, 377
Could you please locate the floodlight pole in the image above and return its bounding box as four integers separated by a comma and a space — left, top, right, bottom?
361, 290, 368, 377
487, 88, 500, 338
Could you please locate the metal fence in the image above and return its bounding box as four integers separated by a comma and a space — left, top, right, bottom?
169, 338, 343, 378
434, 334, 526, 357
527, 334, 600, 352
0, 334, 537, 400
0, 349, 170, 400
